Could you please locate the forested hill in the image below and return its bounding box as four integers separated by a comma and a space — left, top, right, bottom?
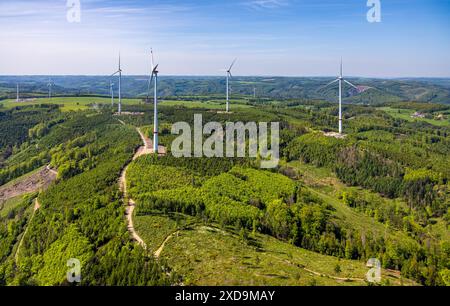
1, 76, 449, 104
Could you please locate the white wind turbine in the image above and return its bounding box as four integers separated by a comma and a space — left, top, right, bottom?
47, 79, 53, 99
225, 58, 237, 113
320, 59, 359, 135
111, 54, 122, 114
147, 49, 159, 154
16, 83, 19, 102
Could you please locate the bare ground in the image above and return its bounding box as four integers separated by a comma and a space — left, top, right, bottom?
0, 166, 58, 204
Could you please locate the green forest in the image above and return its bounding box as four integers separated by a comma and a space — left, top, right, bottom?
0, 97, 449, 286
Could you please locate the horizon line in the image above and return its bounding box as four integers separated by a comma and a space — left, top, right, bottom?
1, 74, 450, 79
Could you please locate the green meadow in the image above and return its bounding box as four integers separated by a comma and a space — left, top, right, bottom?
380, 107, 450, 127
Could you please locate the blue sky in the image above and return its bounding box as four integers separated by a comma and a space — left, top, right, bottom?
0, 0, 449, 77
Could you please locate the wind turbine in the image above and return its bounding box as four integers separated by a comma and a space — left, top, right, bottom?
110, 81, 114, 107
320, 59, 358, 135
47, 79, 53, 99
16, 83, 19, 102
225, 58, 237, 113
111, 54, 122, 114
147, 49, 159, 154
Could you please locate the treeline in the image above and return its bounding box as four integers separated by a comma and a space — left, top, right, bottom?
0, 105, 61, 164
0, 151, 50, 186
120, 104, 283, 125
384, 102, 450, 113
131, 154, 253, 178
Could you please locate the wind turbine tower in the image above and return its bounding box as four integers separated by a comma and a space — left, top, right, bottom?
111, 54, 122, 114
110, 81, 114, 107
225, 59, 237, 113
147, 49, 160, 154
16, 83, 19, 102
47, 80, 53, 99
320, 59, 358, 134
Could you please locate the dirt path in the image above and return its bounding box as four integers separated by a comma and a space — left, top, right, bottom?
133, 128, 153, 160
119, 159, 148, 250
15, 198, 41, 263
153, 225, 227, 258
154, 230, 180, 258
117, 121, 167, 250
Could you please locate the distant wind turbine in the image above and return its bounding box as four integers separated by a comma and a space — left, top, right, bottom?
111, 54, 122, 114
16, 83, 19, 102
147, 49, 159, 154
319, 59, 359, 135
225, 58, 237, 113
47, 79, 53, 99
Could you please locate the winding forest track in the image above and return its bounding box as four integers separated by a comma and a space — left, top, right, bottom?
154, 230, 180, 258
117, 121, 166, 251
119, 143, 148, 250
153, 225, 229, 258
15, 198, 41, 264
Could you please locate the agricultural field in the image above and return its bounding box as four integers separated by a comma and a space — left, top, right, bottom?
0, 97, 143, 111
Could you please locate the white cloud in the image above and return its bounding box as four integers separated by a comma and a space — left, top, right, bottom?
245, 0, 289, 10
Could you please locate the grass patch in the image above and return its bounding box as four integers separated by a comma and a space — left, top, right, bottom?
0, 195, 26, 218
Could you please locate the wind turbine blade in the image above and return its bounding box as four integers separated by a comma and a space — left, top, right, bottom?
153, 64, 159, 73
228, 71, 233, 79
340, 58, 343, 77
151, 49, 155, 70
344, 80, 358, 90
229, 58, 237, 71
317, 79, 339, 91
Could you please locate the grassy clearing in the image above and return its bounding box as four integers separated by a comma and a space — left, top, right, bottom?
287, 161, 414, 242
380, 107, 450, 127
133, 212, 198, 252
156, 222, 413, 286
0, 195, 25, 218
